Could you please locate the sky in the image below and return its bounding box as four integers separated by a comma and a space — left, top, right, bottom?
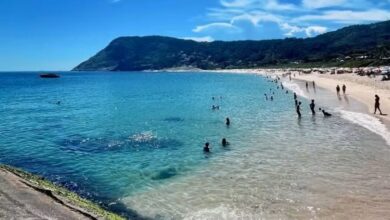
0, 0, 389, 71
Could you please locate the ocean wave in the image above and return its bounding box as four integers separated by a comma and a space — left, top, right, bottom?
338, 109, 390, 146
282, 81, 308, 99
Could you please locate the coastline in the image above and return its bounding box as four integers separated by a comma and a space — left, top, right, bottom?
211, 68, 390, 123
0, 164, 124, 220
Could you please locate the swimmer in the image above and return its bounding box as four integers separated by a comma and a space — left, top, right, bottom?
270, 96, 273, 101
322, 109, 332, 117
222, 138, 229, 147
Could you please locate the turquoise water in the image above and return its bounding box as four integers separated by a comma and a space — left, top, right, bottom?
1, 71, 390, 219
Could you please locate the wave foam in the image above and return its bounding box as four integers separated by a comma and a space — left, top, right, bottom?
338, 110, 390, 146
282, 81, 308, 99
183, 205, 261, 220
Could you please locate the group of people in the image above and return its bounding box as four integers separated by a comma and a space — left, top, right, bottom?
336, 84, 347, 95
336, 84, 384, 115
204, 98, 231, 153
294, 94, 332, 118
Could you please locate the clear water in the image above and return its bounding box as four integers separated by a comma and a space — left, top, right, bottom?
0, 72, 389, 219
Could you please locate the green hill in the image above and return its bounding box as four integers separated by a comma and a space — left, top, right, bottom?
73, 20, 390, 71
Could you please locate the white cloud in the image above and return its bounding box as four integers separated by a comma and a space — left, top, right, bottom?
296, 9, 390, 23
280, 23, 327, 37
302, 0, 347, 9
220, 0, 254, 8
183, 36, 215, 42
231, 12, 282, 26
193, 22, 240, 33
194, 0, 389, 39
265, 0, 298, 11
305, 26, 328, 36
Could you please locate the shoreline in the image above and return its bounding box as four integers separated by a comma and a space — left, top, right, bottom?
211, 68, 390, 123
0, 164, 124, 220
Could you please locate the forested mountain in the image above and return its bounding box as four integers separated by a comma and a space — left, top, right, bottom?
74, 20, 390, 71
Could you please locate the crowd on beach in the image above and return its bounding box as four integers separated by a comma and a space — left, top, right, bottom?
203, 71, 386, 153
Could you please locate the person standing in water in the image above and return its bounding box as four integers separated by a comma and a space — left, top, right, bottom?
226, 117, 230, 126
310, 99, 316, 115
296, 101, 302, 118
342, 84, 346, 94
204, 142, 210, 152
336, 85, 340, 95
293, 92, 297, 100
222, 138, 229, 147
374, 94, 384, 115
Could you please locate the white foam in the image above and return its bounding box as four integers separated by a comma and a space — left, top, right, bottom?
282, 81, 308, 99
338, 109, 390, 146
183, 205, 263, 220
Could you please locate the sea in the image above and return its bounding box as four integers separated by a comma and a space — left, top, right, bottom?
0, 71, 389, 219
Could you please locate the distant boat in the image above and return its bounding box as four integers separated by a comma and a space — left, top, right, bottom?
40, 73, 60, 78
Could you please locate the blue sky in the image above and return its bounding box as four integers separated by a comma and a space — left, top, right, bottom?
0, 0, 389, 71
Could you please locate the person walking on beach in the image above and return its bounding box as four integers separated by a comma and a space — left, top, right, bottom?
336, 85, 340, 95
310, 99, 316, 115
342, 84, 346, 94
312, 81, 316, 89
296, 101, 302, 118
374, 94, 384, 115
306, 82, 309, 90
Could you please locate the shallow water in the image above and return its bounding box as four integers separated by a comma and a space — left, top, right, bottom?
0, 72, 389, 219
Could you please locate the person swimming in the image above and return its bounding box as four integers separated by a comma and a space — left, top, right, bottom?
319, 108, 332, 117
222, 138, 229, 147
270, 96, 273, 101
203, 142, 210, 152
310, 99, 315, 115
226, 117, 230, 126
